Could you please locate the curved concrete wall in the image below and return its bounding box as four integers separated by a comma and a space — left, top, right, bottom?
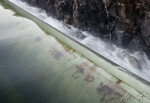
0, 0, 150, 102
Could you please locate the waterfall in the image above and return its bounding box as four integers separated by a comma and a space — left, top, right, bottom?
9, 0, 150, 82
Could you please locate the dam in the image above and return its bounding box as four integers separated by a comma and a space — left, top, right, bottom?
0, 0, 150, 103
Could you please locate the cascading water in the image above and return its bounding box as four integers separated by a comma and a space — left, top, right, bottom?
9, 0, 150, 82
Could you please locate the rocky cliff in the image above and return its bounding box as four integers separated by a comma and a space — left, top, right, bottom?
21, 0, 150, 58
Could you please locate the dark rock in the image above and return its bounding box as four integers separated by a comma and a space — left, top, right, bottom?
21, 0, 150, 59
106, 0, 150, 58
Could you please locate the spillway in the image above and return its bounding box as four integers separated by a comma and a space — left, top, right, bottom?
0, 0, 150, 103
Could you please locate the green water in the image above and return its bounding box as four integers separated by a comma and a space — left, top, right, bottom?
0, 3, 147, 103
0, 6, 100, 103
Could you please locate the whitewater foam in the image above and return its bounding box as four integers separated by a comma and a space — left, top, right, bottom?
8, 0, 150, 82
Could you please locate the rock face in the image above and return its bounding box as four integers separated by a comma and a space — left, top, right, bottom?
21, 0, 150, 58
106, 0, 150, 58
22, 0, 109, 37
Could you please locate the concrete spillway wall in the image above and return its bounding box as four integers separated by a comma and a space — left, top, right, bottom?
0, 0, 150, 103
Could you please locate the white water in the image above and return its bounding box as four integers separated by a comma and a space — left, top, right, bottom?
9, 0, 150, 82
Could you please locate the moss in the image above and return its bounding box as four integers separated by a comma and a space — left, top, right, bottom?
128, 24, 134, 31
0, 0, 10, 9
0, 0, 23, 17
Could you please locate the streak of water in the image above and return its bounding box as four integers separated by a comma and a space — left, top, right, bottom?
8, 0, 150, 82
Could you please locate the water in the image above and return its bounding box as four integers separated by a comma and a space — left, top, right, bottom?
1, 5, 144, 103
0, 6, 96, 103
8, 0, 150, 82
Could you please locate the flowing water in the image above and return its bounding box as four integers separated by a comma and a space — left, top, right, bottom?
0, 5, 95, 102
7, 0, 150, 82
1, 5, 145, 103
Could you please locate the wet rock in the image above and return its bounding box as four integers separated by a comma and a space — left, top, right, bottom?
145, 47, 150, 58
129, 56, 142, 70
107, 0, 150, 58
73, 31, 87, 40
21, 0, 150, 59
22, 0, 109, 37
148, 12, 150, 18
